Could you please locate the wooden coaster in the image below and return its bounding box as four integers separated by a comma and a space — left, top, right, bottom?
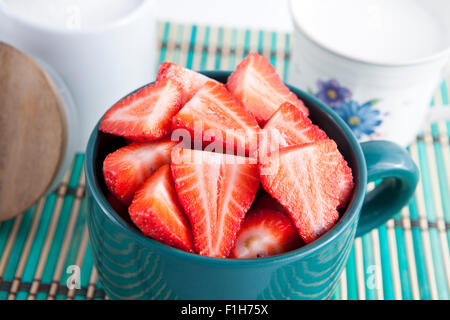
0, 42, 67, 221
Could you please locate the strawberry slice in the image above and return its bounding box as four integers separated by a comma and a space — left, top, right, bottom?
259, 140, 353, 243
129, 165, 194, 252
172, 81, 260, 155
227, 52, 309, 125
261, 102, 353, 208
171, 148, 260, 258
230, 209, 303, 259
336, 159, 354, 209
99, 78, 182, 141
103, 138, 177, 205
157, 62, 217, 105
262, 102, 328, 151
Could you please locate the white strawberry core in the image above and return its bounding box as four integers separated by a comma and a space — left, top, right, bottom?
234, 228, 279, 258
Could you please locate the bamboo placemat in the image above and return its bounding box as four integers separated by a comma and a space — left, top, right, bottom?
0, 21, 449, 300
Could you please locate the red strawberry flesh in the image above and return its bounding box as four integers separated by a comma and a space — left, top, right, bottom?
230, 209, 303, 259
103, 138, 177, 205
157, 62, 217, 105
227, 52, 309, 125
99, 78, 182, 141
129, 164, 194, 252
259, 140, 353, 243
171, 148, 260, 258
262, 101, 328, 151
261, 102, 353, 208
172, 81, 260, 155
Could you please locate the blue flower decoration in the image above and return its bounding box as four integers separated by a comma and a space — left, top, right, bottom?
334, 100, 383, 139
316, 79, 352, 109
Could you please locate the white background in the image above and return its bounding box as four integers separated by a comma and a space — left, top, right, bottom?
155, 0, 293, 32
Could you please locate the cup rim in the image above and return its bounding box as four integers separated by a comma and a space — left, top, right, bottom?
0, 0, 155, 35
288, 0, 450, 67
85, 70, 368, 266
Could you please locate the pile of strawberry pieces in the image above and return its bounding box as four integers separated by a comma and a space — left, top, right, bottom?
100, 53, 354, 259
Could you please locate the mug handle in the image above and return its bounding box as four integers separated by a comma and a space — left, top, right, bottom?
356, 141, 419, 237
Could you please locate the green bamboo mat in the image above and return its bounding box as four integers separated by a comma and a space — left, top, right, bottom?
0, 21, 449, 300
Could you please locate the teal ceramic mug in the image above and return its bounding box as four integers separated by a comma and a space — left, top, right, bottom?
84, 71, 419, 300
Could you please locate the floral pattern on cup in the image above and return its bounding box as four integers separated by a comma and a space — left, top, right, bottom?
334, 100, 383, 139
315, 79, 352, 108
311, 79, 383, 140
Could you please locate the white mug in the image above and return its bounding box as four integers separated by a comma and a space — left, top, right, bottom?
289, 0, 450, 147
0, 0, 157, 149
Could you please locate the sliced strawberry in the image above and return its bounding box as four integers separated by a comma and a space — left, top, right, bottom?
129, 165, 194, 252
103, 138, 177, 205
171, 148, 260, 258
262, 102, 328, 151
227, 52, 309, 125
259, 140, 353, 243
230, 209, 303, 259
172, 81, 260, 155
99, 78, 182, 141
157, 62, 217, 105
261, 102, 353, 208
336, 158, 354, 209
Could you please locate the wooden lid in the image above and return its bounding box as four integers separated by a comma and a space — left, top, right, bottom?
0, 42, 67, 221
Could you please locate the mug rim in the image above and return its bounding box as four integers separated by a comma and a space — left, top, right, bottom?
85, 70, 368, 266
0, 0, 155, 36
288, 0, 450, 67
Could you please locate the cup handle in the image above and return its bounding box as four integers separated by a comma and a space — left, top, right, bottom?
355, 141, 419, 237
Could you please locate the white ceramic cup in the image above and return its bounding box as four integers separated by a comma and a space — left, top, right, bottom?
289, 0, 450, 146
0, 0, 157, 149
